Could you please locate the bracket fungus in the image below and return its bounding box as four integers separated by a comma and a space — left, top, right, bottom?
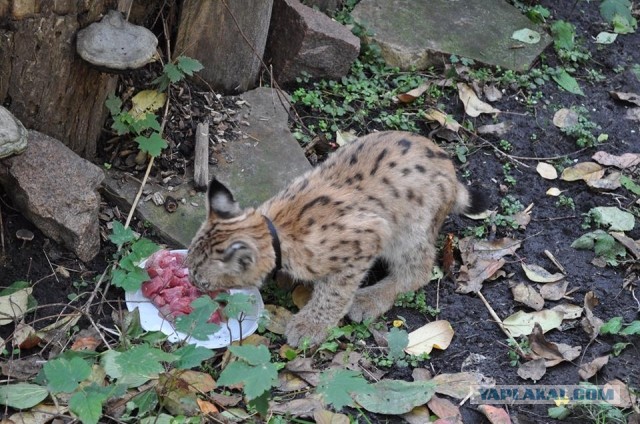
0, 106, 28, 159
76, 10, 158, 71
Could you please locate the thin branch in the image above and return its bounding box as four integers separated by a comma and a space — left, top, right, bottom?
476, 290, 528, 358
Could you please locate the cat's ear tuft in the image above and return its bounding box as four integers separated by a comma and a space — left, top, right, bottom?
207, 178, 243, 219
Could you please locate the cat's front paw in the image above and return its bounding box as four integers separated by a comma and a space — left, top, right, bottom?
285, 313, 329, 347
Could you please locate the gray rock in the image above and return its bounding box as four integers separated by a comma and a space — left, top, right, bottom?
266, 0, 360, 83
0, 106, 27, 159
0, 131, 104, 261
352, 0, 552, 72
102, 87, 311, 248
76, 10, 158, 70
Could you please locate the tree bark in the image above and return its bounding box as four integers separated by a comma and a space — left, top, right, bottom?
174, 0, 273, 94
0, 0, 118, 159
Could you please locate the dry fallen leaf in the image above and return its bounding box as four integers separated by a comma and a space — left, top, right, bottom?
553, 108, 579, 128
581, 291, 604, 340
405, 320, 454, 355
477, 121, 512, 136
528, 323, 581, 367
431, 372, 494, 399
457, 83, 500, 117
536, 162, 558, 180
578, 355, 609, 380
550, 303, 583, 320
427, 395, 462, 422
517, 358, 547, 381
586, 171, 622, 191
477, 404, 512, 424
130, 89, 167, 120
401, 405, 432, 424
278, 370, 310, 392
13, 322, 40, 349
592, 151, 640, 169
423, 108, 461, 132
397, 82, 430, 103
292, 285, 312, 309
560, 162, 605, 182
503, 310, 564, 338
610, 232, 640, 259
522, 263, 565, 283
0, 286, 32, 326
197, 398, 219, 414
609, 91, 640, 106
626, 108, 640, 121
457, 237, 522, 294
510, 281, 544, 310
483, 85, 503, 102
314, 409, 350, 424
270, 396, 324, 418
604, 379, 636, 408
71, 336, 101, 351
335, 129, 358, 147
540, 280, 569, 301
264, 304, 293, 335
546, 187, 563, 196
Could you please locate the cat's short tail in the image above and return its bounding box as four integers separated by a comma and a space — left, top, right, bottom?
453, 183, 488, 215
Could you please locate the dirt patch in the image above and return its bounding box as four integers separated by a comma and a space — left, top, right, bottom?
1, 1, 639, 423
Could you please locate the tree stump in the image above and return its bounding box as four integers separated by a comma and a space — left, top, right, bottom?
174, 0, 273, 94
0, 1, 118, 159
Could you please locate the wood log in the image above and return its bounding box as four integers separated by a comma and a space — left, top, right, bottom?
193, 122, 209, 190
0, 1, 118, 159
174, 0, 273, 94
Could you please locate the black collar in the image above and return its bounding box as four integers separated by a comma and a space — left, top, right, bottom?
263, 215, 281, 278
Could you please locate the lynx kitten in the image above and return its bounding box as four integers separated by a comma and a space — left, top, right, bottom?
187, 131, 485, 346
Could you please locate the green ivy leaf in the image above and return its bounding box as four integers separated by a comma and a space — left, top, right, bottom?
109, 221, 136, 248
612, 342, 630, 356
552, 68, 584, 96
130, 113, 161, 135
387, 327, 409, 360
0, 383, 49, 409
68, 384, 125, 424
590, 206, 635, 231
600, 0, 637, 33
317, 369, 373, 410
217, 345, 278, 400
601, 316, 623, 335
163, 63, 183, 83
621, 175, 640, 195
173, 344, 215, 369
135, 132, 167, 157
176, 56, 204, 76
548, 406, 571, 420
550, 20, 575, 51
115, 345, 177, 379
130, 238, 161, 264
217, 292, 256, 319
111, 267, 149, 292
43, 356, 92, 393
174, 296, 221, 340
620, 321, 640, 336
105, 94, 122, 116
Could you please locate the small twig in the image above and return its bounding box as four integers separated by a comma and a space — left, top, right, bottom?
42, 249, 60, 284
476, 290, 527, 358
123, 16, 173, 230
632, 288, 640, 312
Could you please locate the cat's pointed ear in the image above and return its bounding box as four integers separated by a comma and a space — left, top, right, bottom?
207, 178, 242, 219
222, 241, 256, 272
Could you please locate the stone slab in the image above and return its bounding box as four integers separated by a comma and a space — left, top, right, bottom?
352, 0, 552, 72
0, 131, 104, 261
102, 87, 311, 248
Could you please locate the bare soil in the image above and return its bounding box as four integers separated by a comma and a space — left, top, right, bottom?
1, 1, 639, 423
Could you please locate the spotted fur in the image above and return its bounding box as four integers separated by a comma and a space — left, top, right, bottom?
187, 131, 485, 346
